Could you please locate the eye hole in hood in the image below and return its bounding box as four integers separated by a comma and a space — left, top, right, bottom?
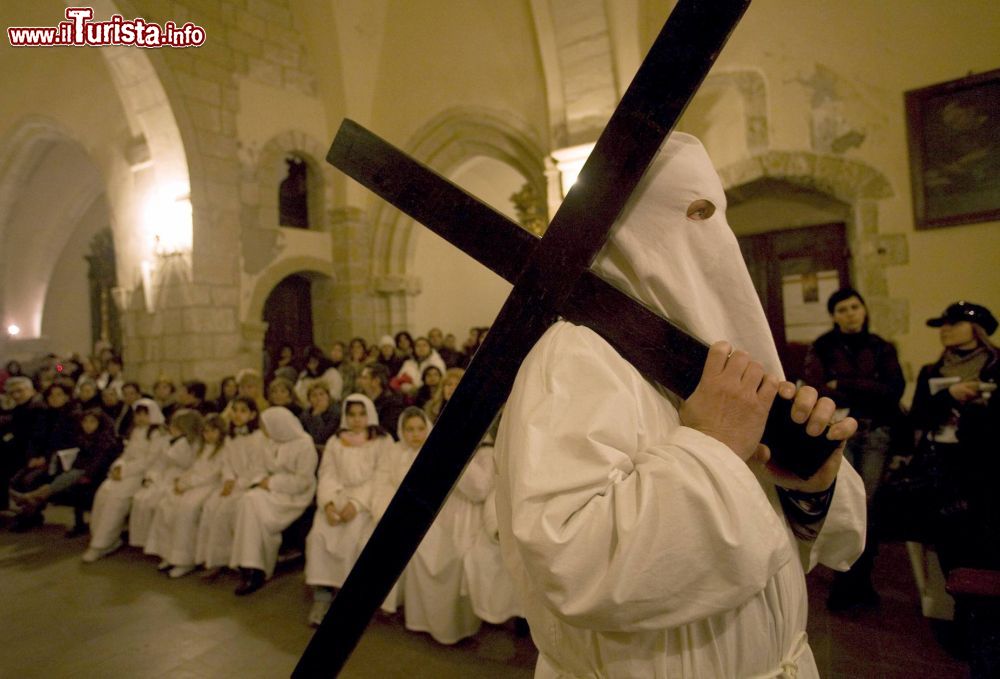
686, 199, 716, 221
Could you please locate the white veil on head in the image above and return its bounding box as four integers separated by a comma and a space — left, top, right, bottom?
341, 393, 379, 427
132, 397, 165, 425
396, 406, 433, 449
591, 132, 783, 378
260, 406, 310, 443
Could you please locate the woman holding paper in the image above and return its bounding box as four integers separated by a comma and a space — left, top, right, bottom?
911, 301, 999, 574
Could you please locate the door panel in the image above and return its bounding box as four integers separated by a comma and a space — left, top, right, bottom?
737, 223, 850, 382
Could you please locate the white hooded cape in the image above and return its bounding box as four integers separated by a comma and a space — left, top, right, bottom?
495, 133, 865, 678
229, 407, 317, 577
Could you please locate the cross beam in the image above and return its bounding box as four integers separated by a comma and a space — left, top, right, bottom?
326, 118, 836, 479
294, 2, 828, 675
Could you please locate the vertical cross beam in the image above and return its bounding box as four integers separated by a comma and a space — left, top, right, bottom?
295, 1, 752, 675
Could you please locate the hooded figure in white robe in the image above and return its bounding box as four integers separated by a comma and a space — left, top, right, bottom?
495, 133, 866, 678
403, 413, 494, 645
371, 406, 433, 613
305, 394, 393, 590
229, 406, 317, 580
84, 399, 167, 558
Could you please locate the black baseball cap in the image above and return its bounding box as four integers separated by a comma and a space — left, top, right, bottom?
926, 301, 997, 335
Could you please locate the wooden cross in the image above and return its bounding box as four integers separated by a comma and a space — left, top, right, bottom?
295, 1, 833, 675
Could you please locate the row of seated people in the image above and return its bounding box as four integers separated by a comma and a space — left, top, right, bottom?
5, 384, 520, 643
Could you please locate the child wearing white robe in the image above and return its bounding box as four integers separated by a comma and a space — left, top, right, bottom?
82, 399, 167, 562
230, 406, 317, 595
305, 394, 393, 625
145, 414, 225, 577
371, 406, 431, 614
462, 448, 521, 624
403, 420, 492, 644
195, 396, 267, 573
129, 409, 202, 549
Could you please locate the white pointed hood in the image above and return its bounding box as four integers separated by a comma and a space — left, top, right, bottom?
591, 132, 783, 377
260, 406, 310, 443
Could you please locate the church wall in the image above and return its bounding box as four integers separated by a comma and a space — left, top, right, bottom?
407, 156, 518, 339
40, 199, 112, 358
644, 0, 1000, 395
0, 2, 133, 359
367, 1, 549, 155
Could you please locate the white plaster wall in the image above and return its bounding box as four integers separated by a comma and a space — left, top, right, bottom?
367, 1, 548, 152
408, 156, 517, 337
41, 198, 112, 357
643, 0, 1000, 384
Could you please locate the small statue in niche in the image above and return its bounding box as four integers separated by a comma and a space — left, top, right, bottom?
279, 156, 309, 229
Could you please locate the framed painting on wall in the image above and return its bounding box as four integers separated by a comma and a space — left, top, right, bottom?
904, 68, 1000, 229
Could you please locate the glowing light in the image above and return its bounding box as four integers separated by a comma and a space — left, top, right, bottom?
551, 143, 596, 198
6, 324, 20, 336
144, 184, 192, 255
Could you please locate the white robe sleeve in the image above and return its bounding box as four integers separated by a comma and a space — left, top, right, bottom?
267, 439, 318, 496
501, 323, 793, 632
802, 462, 866, 572
316, 437, 345, 508
455, 444, 494, 504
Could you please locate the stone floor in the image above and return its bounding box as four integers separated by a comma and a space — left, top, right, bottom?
0, 506, 972, 678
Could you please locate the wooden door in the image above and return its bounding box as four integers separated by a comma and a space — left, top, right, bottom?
737, 223, 850, 382
262, 273, 314, 365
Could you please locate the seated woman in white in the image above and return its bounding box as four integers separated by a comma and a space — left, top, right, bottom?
195, 396, 266, 576
83, 399, 167, 562
230, 406, 317, 596
372, 406, 433, 614
128, 409, 202, 549
462, 447, 521, 625
305, 394, 393, 626
404, 412, 493, 645
395, 336, 447, 396
145, 413, 226, 577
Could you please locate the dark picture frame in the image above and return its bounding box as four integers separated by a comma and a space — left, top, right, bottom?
904, 68, 1000, 230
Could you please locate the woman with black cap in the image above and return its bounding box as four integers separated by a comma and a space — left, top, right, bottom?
911, 301, 999, 574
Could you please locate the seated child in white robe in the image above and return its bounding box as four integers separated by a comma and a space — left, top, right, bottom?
145, 413, 225, 577
195, 396, 266, 576
462, 448, 521, 625
129, 409, 202, 549
230, 406, 317, 595
372, 406, 433, 614
305, 394, 393, 626
82, 399, 167, 562
403, 410, 492, 645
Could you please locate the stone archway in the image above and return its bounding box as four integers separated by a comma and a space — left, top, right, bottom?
242, 255, 335, 363
250, 130, 337, 232
0, 117, 107, 353
720, 151, 908, 338
368, 107, 546, 334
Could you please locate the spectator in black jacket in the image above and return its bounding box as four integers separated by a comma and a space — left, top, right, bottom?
910, 301, 999, 573
802, 287, 904, 610
8, 382, 80, 530
13, 409, 122, 536
1, 377, 42, 511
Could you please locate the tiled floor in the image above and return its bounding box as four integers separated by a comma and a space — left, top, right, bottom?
0, 507, 971, 678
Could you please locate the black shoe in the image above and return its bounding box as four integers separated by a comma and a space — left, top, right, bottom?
234, 568, 266, 596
